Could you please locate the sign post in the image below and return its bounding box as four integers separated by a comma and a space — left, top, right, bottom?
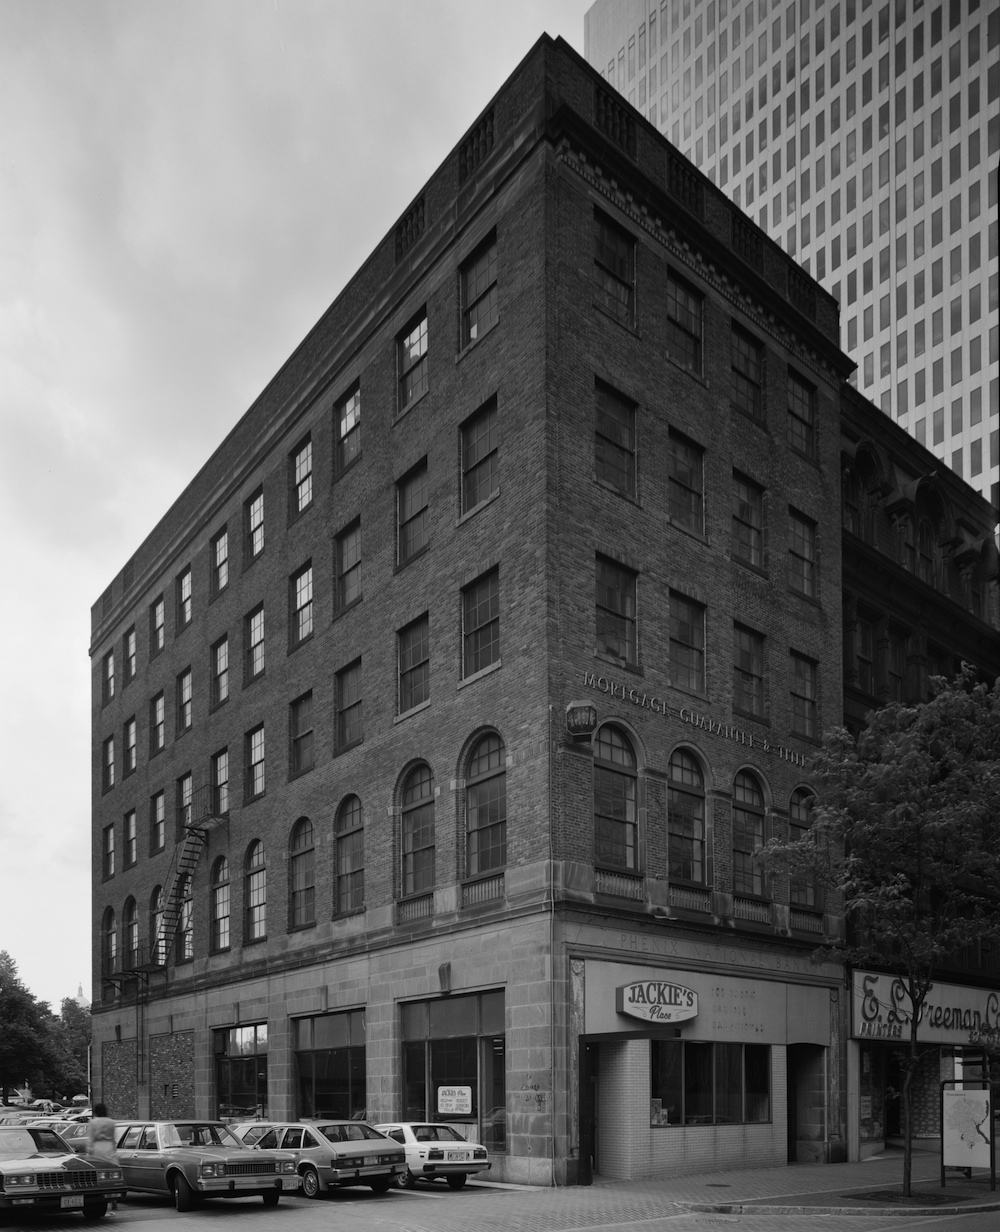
940, 1081, 995, 1190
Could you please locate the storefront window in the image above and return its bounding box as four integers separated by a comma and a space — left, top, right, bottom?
651, 1040, 770, 1125
215, 1024, 268, 1120
401, 990, 506, 1151
294, 1009, 366, 1119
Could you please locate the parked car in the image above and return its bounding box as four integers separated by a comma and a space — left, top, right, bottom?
28, 1120, 92, 1153
373, 1121, 490, 1189
0, 1123, 125, 1220
113, 1120, 299, 1211
232, 1120, 405, 1196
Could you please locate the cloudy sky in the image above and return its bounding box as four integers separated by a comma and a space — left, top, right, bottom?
0, 0, 588, 1010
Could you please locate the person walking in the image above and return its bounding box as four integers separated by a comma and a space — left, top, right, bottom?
86, 1103, 120, 1214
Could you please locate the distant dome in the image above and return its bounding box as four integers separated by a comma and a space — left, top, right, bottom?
74, 983, 90, 1009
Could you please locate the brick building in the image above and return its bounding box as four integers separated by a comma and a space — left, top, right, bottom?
92, 34, 891, 1184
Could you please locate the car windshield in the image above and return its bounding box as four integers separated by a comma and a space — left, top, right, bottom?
161, 1123, 242, 1149
413, 1125, 467, 1143
317, 1123, 383, 1142
0, 1127, 69, 1157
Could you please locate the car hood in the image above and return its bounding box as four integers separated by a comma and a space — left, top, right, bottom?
0, 1153, 102, 1172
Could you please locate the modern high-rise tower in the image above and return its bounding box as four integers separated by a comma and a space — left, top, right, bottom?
585, 0, 999, 506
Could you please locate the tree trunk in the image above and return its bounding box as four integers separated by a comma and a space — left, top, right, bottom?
901, 1000, 923, 1198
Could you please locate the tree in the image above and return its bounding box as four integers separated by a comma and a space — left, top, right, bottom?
0, 952, 60, 1102
765, 670, 1000, 1196
48, 998, 91, 1098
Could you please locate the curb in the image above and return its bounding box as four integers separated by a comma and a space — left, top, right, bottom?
680, 1200, 1000, 1218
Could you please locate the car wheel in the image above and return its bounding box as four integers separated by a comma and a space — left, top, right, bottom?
446, 1172, 468, 1190
369, 1176, 392, 1194
301, 1166, 321, 1199
172, 1173, 197, 1212
81, 1199, 108, 1221
262, 1188, 280, 1207
396, 1166, 416, 1190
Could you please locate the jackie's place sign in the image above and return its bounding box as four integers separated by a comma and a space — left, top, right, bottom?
616, 980, 699, 1024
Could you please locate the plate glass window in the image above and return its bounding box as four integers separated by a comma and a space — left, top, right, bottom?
336, 521, 362, 608
291, 564, 313, 645
466, 734, 506, 876
244, 841, 267, 941
593, 725, 638, 870
402, 765, 435, 896
595, 382, 637, 496
290, 818, 315, 928
462, 399, 499, 513
337, 660, 363, 748
461, 235, 498, 345
245, 725, 265, 801
651, 1040, 770, 1125
398, 614, 430, 712
463, 569, 500, 676
596, 557, 637, 666
398, 462, 429, 564
399, 313, 428, 410
291, 437, 313, 514
594, 210, 636, 325
290, 691, 314, 775
667, 432, 704, 533
666, 272, 703, 372
732, 474, 764, 567
337, 387, 361, 472
245, 605, 264, 681
216, 1024, 268, 1120
335, 796, 364, 914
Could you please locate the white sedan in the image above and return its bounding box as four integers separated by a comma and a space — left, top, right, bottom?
373, 1122, 490, 1189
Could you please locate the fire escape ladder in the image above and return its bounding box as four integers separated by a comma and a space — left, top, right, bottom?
152, 826, 207, 964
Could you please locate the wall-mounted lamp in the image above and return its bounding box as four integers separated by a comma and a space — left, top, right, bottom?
565, 700, 598, 739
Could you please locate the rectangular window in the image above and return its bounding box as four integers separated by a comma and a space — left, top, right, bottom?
888, 630, 907, 701
123, 626, 136, 684
244, 487, 264, 562
102, 649, 115, 704
102, 823, 115, 878
461, 397, 499, 513
336, 386, 361, 472
734, 624, 765, 716
594, 210, 636, 325
399, 614, 430, 713
336, 659, 363, 749
856, 616, 875, 693
102, 735, 115, 791
211, 527, 229, 597
290, 436, 313, 516
731, 326, 764, 419
651, 1040, 771, 1125
790, 652, 818, 737
463, 569, 500, 677
290, 692, 314, 776
123, 716, 137, 776
336, 520, 362, 610
670, 592, 706, 692
398, 312, 428, 411
244, 725, 265, 801
211, 636, 229, 708
788, 510, 817, 598
150, 692, 165, 755
596, 556, 637, 666
150, 791, 165, 853
244, 605, 264, 682
176, 566, 192, 631
461, 233, 498, 345
668, 431, 705, 533
149, 595, 165, 657
290, 563, 313, 647
335, 804, 364, 916
595, 381, 637, 497
787, 370, 816, 456
176, 667, 193, 733
398, 461, 429, 564
177, 771, 193, 831
666, 270, 704, 372
124, 809, 137, 867
211, 748, 230, 815
732, 473, 764, 568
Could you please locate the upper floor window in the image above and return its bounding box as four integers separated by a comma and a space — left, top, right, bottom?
595, 381, 637, 497
102, 735, 115, 792
244, 605, 264, 682
842, 468, 862, 535
149, 887, 165, 966
177, 873, 194, 962
461, 397, 499, 513
461, 233, 498, 345
398, 614, 430, 713
398, 461, 429, 565
667, 431, 705, 534
463, 569, 500, 677
733, 772, 766, 897
594, 210, 636, 326
102, 823, 115, 878
732, 326, 765, 419
176, 668, 193, 734
596, 556, 637, 666
123, 627, 136, 684
666, 271, 703, 373
856, 615, 875, 694
733, 473, 764, 568
335, 796, 364, 914
290, 691, 314, 776
150, 790, 165, 853
123, 716, 137, 776
289, 818, 316, 929
734, 624, 765, 717
668, 749, 706, 884
290, 437, 313, 516
466, 733, 506, 877
336, 659, 363, 749
102, 650, 115, 704
245, 488, 264, 563
211, 527, 229, 597
150, 595, 165, 658
790, 652, 819, 738
211, 636, 229, 708
593, 725, 638, 871
398, 312, 429, 411
244, 724, 265, 802
124, 809, 137, 867
336, 386, 361, 472
244, 840, 267, 942
123, 897, 138, 967
290, 562, 314, 647
101, 908, 116, 978
788, 788, 819, 909
336, 520, 362, 610
401, 764, 435, 897
176, 566, 193, 631
150, 692, 165, 754
177, 771, 193, 830
670, 592, 706, 693
787, 370, 816, 457
888, 629, 907, 701
917, 519, 936, 585
211, 748, 230, 815
211, 856, 231, 951
788, 510, 817, 598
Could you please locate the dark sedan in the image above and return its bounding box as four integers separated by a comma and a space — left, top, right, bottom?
0, 1124, 125, 1220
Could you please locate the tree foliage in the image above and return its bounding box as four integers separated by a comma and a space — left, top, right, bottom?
0, 952, 60, 1102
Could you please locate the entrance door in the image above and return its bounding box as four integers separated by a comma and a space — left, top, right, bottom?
577, 1041, 598, 1185
787, 1043, 827, 1163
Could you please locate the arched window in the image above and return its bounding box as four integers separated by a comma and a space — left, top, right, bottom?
211, 857, 230, 952
594, 725, 637, 870
917, 519, 936, 586
466, 734, 507, 877
789, 788, 819, 909
101, 907, 117, 977
668, 749, 705, 883
123, 898, 138, 970
245, 841, 266, 942
733, 772, 766, 897
290, 818, 315, 928
842, 468, 861, 534
402, 765, 435, 896
177, 873, 193, 961
149, 887, 164, 966
335, 796, 364, 914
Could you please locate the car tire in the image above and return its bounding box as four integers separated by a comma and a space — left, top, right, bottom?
369, 1176, 392, 1194
262, 1188, 280, 1207
301, 1166, 321, 1199
396, 1166, 417, 1190
81, 1199, 108, 1221
446, 1172, 468, 1190
172, 1173, 197, 1212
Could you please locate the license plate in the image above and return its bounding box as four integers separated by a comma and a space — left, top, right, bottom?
60, 1196, 85, 1209
446, 1151, 470, 1161
363, 1155, 378, 1166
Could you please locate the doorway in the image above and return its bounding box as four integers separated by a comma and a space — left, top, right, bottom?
577, 1040, 599, 1185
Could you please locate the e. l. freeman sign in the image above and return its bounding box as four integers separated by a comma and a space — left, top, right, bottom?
616, 981, 699, 1024
853, 971, 1000, 1045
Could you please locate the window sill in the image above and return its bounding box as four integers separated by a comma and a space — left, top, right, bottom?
394, 699, 431, 724
288, 921, 317, 934
209, 697, 229, 714
788, 587, 823, 609
288, 763, 315, 782
243, 550, 264, 573
243, 792, 265, 807
594, 652, 643, 676
730, 402, 769, 431
332, 596, 362, 624
456, 319, 499, 362
175, 622, 192, 639
592, 300, 639, 336
666, 516, 708, 543
244, 936, 267, 947
333, 453, 362, 484
789, 731, 823, 747
210, 946, 231, 956
175, 727, 192, 742
456, 488, 501, 526
209, 585, 228, 605
733, 556, 768, 579
663, 351, 708, 387
733, 709, 769, 726
288, 634, 314, 655
334, 737, 364, 758
595, 476, 640, 505
394, 387, 429, 425
669, 681, 708, 701
395, 542, 430, 574
333, 907, 366, 921
287, 503, 314, 530
788, 443, 820, 468
458, 659, 501, 690
244, 670, 265, 689
149, 745, 164, 759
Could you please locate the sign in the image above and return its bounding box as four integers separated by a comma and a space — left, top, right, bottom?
437, 1086, 472, 1115
853, 971, 1000, 1045
942, 1088, 992, 1171
616, 980, 698, 1024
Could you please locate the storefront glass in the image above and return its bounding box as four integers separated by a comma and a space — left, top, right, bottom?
651, 1040, 770, 1125
294, 1008, 366, 1119
215, 1023, 268, 1119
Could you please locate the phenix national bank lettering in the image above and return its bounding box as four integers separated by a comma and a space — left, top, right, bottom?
581, 671, 808, 767
617, 980, 699, 1024
853, 971, 1000, 1045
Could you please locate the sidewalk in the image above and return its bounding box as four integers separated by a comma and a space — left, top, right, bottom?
589, 1142, 1000, 1218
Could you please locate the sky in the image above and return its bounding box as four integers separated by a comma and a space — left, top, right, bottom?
0, 0, 589, 1011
